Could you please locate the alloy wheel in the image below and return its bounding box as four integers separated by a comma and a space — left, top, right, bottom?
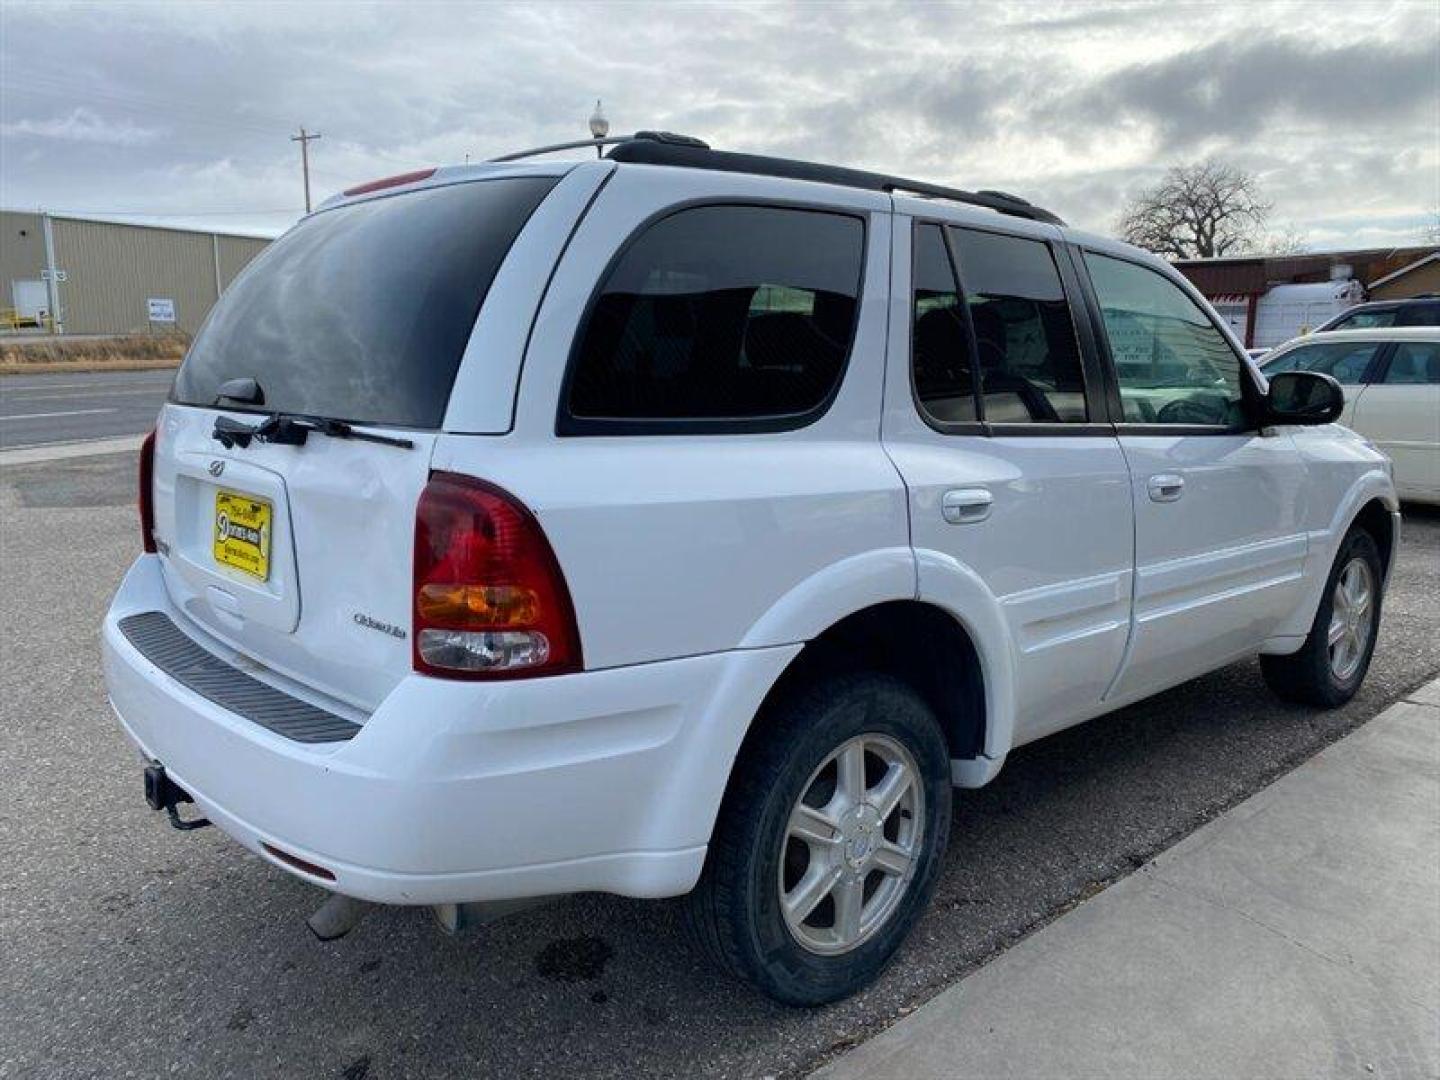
778, 733, 925, 956
1327, 556, 1375, 682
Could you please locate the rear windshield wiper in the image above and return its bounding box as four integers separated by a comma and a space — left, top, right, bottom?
212, 412, 413, 450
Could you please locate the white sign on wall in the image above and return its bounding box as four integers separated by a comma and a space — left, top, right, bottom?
147, 298, 176, 323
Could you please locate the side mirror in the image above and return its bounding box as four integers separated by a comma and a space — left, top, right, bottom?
1265, 370, 1344, 425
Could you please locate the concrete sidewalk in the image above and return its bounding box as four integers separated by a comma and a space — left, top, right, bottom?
817, 679, 1440, 1080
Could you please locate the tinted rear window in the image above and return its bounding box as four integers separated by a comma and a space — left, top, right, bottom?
173, 177, 556, 428
564, 204, 864, 430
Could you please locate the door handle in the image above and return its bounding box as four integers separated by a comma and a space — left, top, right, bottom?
942, 488, 993, 524
1147, 474, 1185, 503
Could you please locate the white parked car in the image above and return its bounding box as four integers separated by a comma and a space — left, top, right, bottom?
1261, 328, 1440, 504
103, 133, 1399, 1005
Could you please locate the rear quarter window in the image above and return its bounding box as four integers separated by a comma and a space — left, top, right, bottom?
173, 176, 557, 429
561, 204, 865, 433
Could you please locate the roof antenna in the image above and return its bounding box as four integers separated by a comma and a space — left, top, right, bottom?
588, 100, 609, 159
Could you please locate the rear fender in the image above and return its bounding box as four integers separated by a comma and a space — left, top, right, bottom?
913, 548, 1018, 775
737, 547, 917, 649
738, 546, 1013, 787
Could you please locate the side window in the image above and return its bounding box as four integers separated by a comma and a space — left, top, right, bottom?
1263, 342, 1378, 384
1084, 253, 1246, 427
1334, 309, 1397, 330
1381, 343, 1440, 385
565, 205, 863, 427
949, 227, 1088, 423
1397, 303, 1440, 328
911, 223, 977, 422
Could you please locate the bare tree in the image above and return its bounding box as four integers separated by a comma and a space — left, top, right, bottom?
1263, 224, 1310, 256
1117, 160, 1272, 259
1425, 206, 1440, 246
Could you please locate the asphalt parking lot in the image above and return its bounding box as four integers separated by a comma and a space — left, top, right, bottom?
1, 450, 1437, 1080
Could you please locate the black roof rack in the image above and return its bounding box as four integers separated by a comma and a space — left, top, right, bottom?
607, 134, 1065, 227
488, 130, 710, 163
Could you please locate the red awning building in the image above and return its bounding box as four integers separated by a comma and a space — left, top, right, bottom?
1174, 246, 1438, 347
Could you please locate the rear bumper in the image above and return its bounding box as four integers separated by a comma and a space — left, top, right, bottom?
103, 555, 798, 905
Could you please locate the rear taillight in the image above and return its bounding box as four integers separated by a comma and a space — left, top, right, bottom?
139, 428, 157, 553
413, 473, 581, 679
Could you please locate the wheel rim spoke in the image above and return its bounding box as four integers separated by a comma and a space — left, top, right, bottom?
1328, 616, 1347, 646
784, 863, 842, 924
872, 840, 913, 878
788, 803, 841, 848
837, 741, 867, 805
832, 877, 864, 946
868, 761, 912, 821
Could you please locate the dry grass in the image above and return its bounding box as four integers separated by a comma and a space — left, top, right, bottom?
0, 333, 189, 374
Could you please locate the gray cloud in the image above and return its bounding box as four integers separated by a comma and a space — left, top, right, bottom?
1061, 35, 1439, 150
0, 1, 1435, 248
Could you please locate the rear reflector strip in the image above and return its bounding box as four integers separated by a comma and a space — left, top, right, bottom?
261, 842, 337, 882
117, 612, 361, 744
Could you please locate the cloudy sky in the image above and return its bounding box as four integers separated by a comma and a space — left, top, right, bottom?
1, 0, 1436, 250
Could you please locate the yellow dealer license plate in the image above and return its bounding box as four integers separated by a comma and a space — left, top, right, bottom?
213, 490, 272, 581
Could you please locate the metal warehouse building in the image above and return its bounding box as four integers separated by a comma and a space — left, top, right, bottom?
1, 210, 272, 336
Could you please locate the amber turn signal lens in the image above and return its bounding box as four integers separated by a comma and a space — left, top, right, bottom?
415, 583, 541, 627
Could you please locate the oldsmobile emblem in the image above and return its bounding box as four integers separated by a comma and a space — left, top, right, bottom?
354, 612, 407, 640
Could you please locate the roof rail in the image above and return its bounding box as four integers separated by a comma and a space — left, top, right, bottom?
486, 131, 1064, 226
605, 138, 1065, 226
488, 130, 709, 164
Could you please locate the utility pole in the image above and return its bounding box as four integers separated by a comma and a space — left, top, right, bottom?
291, 127, 321, 213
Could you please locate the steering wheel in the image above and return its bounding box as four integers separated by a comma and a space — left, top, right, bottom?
1156, 396, 1223, 425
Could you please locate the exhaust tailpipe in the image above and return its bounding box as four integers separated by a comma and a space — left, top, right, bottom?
307, 893, 371, 941
432, 897, 552, 936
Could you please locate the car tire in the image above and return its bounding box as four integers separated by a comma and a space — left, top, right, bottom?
1261, 527, 1383, 708
682, 671, 952, 1006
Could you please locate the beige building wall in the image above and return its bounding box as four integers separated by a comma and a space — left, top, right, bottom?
1369, 258, 1440, 301
51, 218, 220, 335
0, 210, 48, 314
217, 235, 269, 290
1, 213, 274, 335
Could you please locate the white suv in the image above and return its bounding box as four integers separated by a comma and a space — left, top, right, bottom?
103, 133, 1399, 1005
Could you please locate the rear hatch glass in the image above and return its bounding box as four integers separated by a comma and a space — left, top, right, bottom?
172, 176, 558, 428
